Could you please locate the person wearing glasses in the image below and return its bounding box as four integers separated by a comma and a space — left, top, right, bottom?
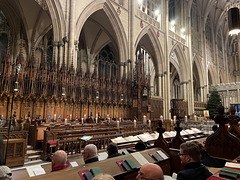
136, 163, 164, 180
177, 142, 212, 180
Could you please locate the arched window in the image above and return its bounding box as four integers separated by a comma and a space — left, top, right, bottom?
97, 45, 117, 79
0, 10, 10, 64
47, 37, 53, 67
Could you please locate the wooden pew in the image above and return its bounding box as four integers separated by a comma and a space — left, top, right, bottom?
12, 147, 170, 180
205, 106, 240, 160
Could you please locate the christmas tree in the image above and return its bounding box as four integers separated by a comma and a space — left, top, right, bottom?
207, 89, 222, 119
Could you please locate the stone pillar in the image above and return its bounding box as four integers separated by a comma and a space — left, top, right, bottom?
158, 74, 162, 97
120, 62, 124, 79
74, 40, 79, 70
238, 89, 240, 102
52, 41, 58, 64
127, 59, 132, 80
200, 86, 204, 102
68, 0, 76, 69
58, 41, 64, 68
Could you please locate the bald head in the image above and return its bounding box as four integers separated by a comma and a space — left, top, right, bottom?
83, 144, 98, 161
52, 150, 67, 169
136, 163, 164, 180
92, 173, 115, 180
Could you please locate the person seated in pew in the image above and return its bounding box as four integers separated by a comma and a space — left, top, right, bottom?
177, 141, 212, 180
51, 150, 69, 172
192, 141, 226, 168
92, 173, 115, 180
83, 144, 99, 164
136, 163, 164, 180
135, 141, 146, 151
0, 166, 12, 180
107, 143, 122, 159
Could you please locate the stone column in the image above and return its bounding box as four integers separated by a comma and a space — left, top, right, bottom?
58, 41, 64, 68
74, 40, 79, 70
52, 41, 58, 64
120, 62, 124, 79
68, 0, 76, 69
158, 74, 162, 97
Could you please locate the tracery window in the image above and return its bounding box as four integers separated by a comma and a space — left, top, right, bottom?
0, 10, 9, 64
47, 37, 53, 67
97, 45, 117, 79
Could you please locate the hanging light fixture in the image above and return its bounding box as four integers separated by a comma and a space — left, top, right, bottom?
228, 7, 240, 35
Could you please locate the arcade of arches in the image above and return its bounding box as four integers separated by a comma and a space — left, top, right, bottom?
0, 0, 239, 122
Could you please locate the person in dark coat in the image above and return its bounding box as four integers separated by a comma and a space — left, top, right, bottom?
107, 143, 122, 158
83, 144, 99, 164
177, 141, 212, 180
192, 141, 226, 168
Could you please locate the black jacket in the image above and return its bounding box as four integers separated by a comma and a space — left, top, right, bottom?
84, 157, 99, 164
177, 162, 212, 180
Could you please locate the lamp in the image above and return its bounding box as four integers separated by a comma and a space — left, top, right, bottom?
228, 7, 240, 35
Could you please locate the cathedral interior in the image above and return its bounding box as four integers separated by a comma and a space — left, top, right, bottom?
0, 0, 240, 121
0, 1, 240, 179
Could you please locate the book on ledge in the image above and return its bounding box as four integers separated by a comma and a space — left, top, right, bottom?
83, 171, 94, 180
122, 150, 129, 155
90, 167, 102, 176
149, 153, 161, 161
116, 160, 125, 171
121, 161, 132, 171
81, 136, 92, 141
221, 167, 240, 177
78, 169, 90, 180
125, 159, 137, 169
219, 171, 238, 179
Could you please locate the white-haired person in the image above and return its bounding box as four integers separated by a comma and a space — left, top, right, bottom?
83, 144, 99, 164
51, 150, 69, 172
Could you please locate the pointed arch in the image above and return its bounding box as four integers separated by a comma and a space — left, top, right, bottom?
134, 25, 164, 75
193, 55, 206, 87
75, 0, 128, 62
45, 0, 66, 41
169, 43, 189, 83
208, 64, 218, 85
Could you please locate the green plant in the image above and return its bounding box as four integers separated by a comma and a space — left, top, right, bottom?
207, 89, 222, 119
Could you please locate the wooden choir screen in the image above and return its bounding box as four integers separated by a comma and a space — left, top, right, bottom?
3, 139, 26, 167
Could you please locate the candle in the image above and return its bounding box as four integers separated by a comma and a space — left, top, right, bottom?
148, 120, 151, 128
96, 114, 98, 118
117, 120, 120, 129
160, 115, 163, 122
194, 115, 197, 122
54, 114, 56, 120
185, 115, 188, 123
134, 120, 136, 128
65, 118, 67, 124
173, 116, 176, 124
84, 114, 86, 120
96, 117, 98, 124
143, 115, 147, 124
81, 118, 84, 124
70, 114, 72, 120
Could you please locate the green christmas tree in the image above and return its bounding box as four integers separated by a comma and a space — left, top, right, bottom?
207, 89, 222, 119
